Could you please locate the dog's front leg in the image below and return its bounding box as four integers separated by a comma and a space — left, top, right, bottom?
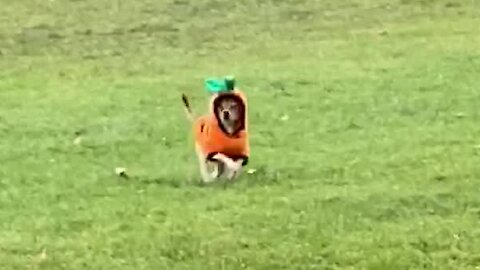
210, 161, 225, 179
211, 153, 242, 181
226, 159, 244, 181
211, 153, 240, 171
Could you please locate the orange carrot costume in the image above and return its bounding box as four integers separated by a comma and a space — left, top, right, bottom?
194, 89, 249, 165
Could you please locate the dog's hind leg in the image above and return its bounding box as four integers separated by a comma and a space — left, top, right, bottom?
200, 160, 213, 183
195, 144, 213, 183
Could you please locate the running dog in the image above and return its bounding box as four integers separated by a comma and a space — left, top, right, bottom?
181, 90, 249, 183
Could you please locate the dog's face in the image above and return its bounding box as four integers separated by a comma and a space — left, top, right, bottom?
214, 96, 243, 134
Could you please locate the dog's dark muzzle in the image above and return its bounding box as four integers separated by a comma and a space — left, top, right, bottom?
222, 111, 230, 120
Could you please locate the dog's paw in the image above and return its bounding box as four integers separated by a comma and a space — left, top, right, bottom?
226, 160, 242, 172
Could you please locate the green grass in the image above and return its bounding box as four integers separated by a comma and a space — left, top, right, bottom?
1, 0, 480, 269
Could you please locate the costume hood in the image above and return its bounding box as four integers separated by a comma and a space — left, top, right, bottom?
209, 89, 248, 135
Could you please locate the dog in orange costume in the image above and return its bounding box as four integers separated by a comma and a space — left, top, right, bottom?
182, 90, 249, 183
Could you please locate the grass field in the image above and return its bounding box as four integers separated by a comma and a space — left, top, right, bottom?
1, 0, 480, 269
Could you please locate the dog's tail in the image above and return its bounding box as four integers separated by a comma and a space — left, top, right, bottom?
181, 94, 194, 122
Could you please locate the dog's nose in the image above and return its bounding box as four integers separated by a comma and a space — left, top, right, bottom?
223, 111, 230, 120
